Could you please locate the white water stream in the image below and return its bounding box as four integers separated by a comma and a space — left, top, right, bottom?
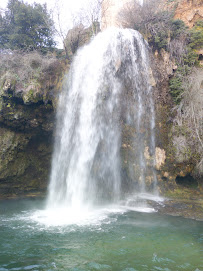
46, 28, 159, 217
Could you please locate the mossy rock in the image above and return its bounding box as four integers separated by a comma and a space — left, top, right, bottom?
23, 86, 41, 104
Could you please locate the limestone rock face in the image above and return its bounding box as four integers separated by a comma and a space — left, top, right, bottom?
102, 0, 203, 30
155, 147, 166, 170
174, 0, 203, 28
0, 76, 59, 199
0, 127, 52, 198
158, 0, 203, 28
151, 51, 203, 196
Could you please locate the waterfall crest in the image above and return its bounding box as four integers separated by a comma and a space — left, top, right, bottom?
47, 28, 157, 210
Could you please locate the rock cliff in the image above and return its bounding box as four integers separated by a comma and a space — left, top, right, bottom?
151, 52, 203, 197
151, 0, 203, 197
174, 0, 203, 28
0, 0, 202, 201
0, 52, 66, 199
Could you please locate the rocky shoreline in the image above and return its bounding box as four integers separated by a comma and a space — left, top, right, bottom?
150, 197, 203, 221
1, 192, 202, 221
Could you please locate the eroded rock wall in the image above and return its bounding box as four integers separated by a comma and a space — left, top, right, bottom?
174, 0, 203, 28
119, 43, 203, 198
151, 50, 203, 197
0, 62, 65, 199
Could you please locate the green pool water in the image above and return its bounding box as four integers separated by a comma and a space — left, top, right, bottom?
0, 199, 202, 271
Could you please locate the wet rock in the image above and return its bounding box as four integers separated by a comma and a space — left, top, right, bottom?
0, 77, 58, 199
150, 197, 203, 221
155, 147, 166, 170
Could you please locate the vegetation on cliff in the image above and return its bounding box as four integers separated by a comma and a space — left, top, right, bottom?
119, 0, 203, 183
0, 0, 55, 53
0, 48, 67, 198
0, 1, 66, 198
0, 0, 202, 199
0, 0, 104, 198
0, 50, 66, 105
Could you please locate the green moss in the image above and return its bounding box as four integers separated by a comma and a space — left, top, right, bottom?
28, 89, 34, 98
173, 124, 188, 137
23, 88, 41, 104
164, 187, 200, 200
45, 104, 52, 110
11, 78, 17, 89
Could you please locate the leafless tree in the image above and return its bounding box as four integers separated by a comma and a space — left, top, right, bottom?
173, 68, 203, 174
168, 38, 188, 65
53, 0, 109, 58
78, 0, 109, 35
52, 0, 72, 59
118, 0, 161, 30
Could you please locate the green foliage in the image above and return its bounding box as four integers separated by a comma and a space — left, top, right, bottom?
0, 14, 8, 47
0, 0, 55, 52
151, 29, 168, 50
183, 49, 199, 66
120, 0, 202, 105
132, 11, 188, 52
171, 19, 187, 38
168, 21, 203, 104
169, 76, 184, 104
134, 10, 174, 51
189, 20, 203, 50
167, 21, 202, 104
169, 64, 192, 105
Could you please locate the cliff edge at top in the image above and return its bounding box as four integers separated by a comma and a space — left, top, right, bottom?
174, 0, 203, 28
101, 0, 203, 30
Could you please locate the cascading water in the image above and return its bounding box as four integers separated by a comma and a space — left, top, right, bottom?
2, 28, 202, 271
47, 28, 158, 211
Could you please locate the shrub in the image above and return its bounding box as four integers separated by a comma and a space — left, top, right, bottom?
189, 20, 203, 50
173, 68, 203, 175
0, 50, 65, 96
169, 76, 184, 104
119, 0, 201, 105
0, 0, 55, 52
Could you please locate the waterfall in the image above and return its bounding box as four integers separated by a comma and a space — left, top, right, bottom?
47, 28, 157, 210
